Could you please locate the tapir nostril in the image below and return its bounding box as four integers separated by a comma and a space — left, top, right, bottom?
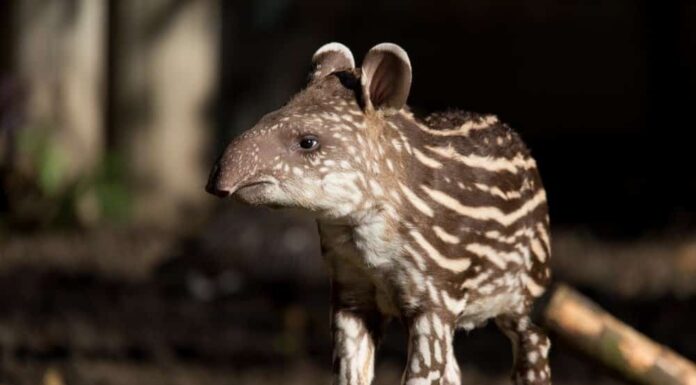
205, 182, 230, 198
205, 163, 231, 198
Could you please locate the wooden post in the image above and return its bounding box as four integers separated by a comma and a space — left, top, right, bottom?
544, 284, 696, 385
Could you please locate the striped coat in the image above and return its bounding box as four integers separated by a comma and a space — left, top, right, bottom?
207, 42, 552, 385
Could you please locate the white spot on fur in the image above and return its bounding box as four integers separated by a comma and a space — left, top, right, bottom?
415, 315, 431, 335
418, 335, 431, 366
432, 226, 460, 244
433, 342, 443, 363
432, 315, 444, 339
527, 369, 536, 382
413, 148, 443, 168
425, 144, 536, 174
391, 139, 403, 152
410, 231, 471, 273
465, 243, 522, 269
368, 180, 384, 196
399, 183, 434, 217
474, 183, 522, 200
530, 237, 547, 262
426, 280, 441, 305
404, 244, 427, 271
410, 353, 421, 374
528, 351, 538, 363
421, 185, 547, 227
441, 290, 467, 315
461, 271, 493, 290
522, 274, 545, 297
416, 114, 498, 136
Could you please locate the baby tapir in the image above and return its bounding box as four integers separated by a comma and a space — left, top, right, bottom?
206, 42, 552, 385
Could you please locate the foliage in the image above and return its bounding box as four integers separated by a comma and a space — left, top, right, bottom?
2, 124, 133, 230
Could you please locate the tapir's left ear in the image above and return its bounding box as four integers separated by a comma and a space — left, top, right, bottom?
311, 42, 355, 81
361, 43, 412, 116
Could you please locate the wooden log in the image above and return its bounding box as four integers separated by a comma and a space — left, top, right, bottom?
544, 284, 696, 385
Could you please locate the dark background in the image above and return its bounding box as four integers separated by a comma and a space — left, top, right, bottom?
1, 1, 695, 384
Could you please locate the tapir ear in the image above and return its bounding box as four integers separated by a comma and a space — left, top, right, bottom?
310, 42, 355, 81
361, 43, 412, 115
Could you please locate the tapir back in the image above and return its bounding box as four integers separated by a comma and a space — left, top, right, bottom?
384, 108, 551, 323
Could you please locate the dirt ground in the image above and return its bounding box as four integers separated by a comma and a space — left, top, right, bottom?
1, 204, 695, 385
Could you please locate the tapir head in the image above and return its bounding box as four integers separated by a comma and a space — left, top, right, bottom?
206, 42, 412, 220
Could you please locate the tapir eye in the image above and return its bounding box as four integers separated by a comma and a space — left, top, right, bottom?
298, 135, 320, 151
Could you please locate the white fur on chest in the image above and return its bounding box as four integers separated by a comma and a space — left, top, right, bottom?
352, 215, 401, 268
319, 211, 401, 269
319, 212, 404, 315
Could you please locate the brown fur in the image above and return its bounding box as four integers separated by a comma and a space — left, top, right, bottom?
207, 43, 552, 385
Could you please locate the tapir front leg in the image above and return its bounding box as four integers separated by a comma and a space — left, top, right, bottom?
402, 312, 461, 385
329, 259, 384, 385
332, 308, 381, 385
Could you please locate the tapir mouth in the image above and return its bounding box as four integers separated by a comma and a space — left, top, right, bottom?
229, 178, 279, 205
235, 180, 275, 192
205, 173, 276, 198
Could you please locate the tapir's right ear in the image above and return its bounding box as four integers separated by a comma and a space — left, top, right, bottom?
310, 42, 355, 81
360, 43, 412, 116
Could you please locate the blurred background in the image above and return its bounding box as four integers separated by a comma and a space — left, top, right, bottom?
1, 1, 695, 384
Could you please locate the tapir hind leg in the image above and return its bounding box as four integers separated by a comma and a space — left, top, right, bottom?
496, 313, 552, 385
